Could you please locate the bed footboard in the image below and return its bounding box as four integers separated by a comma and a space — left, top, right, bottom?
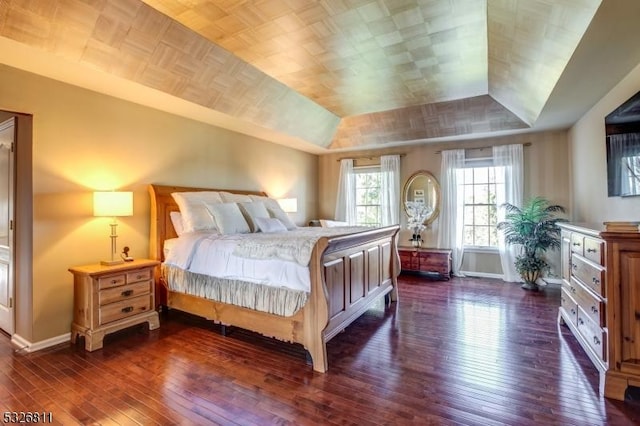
304, 225, 400, 372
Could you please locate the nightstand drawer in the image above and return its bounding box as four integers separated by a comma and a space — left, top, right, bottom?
99, 281, 151, 306
99, 294, 152, 325
127, 268, 153, 283
98, 273, 126, 290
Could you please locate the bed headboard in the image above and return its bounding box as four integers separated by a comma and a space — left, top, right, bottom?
148, 184, 268, 262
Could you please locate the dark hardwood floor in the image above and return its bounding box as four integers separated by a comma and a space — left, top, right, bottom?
3, 275, 640, 425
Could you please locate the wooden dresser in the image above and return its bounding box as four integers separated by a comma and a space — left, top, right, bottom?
558, 223, 640, 400
69, 259, 160, 351
398, 247, 451, 280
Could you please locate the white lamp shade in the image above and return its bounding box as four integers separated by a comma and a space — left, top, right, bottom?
277, 197, 298, 213
93, 191, 133, 217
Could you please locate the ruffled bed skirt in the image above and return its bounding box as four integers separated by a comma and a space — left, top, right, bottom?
162, 265, 309, 317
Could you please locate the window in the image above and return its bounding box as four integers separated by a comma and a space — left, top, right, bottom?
461, 166, 504, 248
355, 167, 381, 227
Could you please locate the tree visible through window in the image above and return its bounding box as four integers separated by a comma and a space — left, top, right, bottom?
355, 168, 381, 227
462, 166, 504, 247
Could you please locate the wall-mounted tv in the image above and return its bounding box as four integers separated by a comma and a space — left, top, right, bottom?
605, 90, 640, 197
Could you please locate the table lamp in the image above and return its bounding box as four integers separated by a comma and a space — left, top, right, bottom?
93, 191, 133, 266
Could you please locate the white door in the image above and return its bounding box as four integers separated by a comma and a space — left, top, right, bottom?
0, 118, 15, 334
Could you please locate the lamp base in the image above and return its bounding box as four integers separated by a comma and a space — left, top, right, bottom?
100, 258, 124, 266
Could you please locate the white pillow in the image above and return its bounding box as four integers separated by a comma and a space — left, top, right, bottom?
169, 211, 185, 236
268, 206, 297, 230
172, 191, 222, 233
254, 217, 287, 233
320, 219, 349, 227
248, 194, 281, 210
205, 202, 250, 235
238, 201, 270, 232
220, 191, 252, 203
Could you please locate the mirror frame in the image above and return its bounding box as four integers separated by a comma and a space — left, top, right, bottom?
402, 170, 441, 226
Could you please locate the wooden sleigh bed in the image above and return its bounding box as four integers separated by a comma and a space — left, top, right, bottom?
148, 184, 400, 372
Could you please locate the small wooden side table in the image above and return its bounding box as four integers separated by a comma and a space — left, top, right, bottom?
69, 259, 160, 351
398, 247, 452, 280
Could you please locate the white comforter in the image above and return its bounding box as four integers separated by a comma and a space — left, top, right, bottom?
164, 227, 368, 293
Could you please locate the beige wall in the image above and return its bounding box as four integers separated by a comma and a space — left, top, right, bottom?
0, 64, 318, 343
568, 61, 640, 224
318, 131, 570, 277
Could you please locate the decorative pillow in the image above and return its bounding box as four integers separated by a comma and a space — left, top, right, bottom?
238, 201, 270, 232
220, 191, 252, 203
169, 211, 185, 236
320, 219, 349, 227
205, 202, 250, 235
171, 191, 222, 233
268, 206, 297, 230
254, 217, 288, 233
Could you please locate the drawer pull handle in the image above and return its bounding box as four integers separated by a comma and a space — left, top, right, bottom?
587, 248, 596, 253
573, 242, 581, 246
593, 336, 600, 345
571, 308, 576, 315
121, 306, 133, 313
136, 274, 144, 279
121, 290, 133, 297
592, 277, 600, 284
578, 318, 584, 325
570, 286, 576, 294
591, 305, 598, 314
111, 279, 118, 284
572, 263, 577, 270
561, 297, 565, 303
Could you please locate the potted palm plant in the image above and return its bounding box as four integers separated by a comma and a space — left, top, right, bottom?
496, 197, 567, 291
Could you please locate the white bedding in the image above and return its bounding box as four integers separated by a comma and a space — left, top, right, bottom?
164, 227, 368, 293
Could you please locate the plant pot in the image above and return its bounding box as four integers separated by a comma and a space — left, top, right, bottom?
521, 281, 539, 291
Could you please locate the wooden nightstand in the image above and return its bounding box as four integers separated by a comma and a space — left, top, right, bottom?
398, 247, 452, 280
69, 259, 160, 351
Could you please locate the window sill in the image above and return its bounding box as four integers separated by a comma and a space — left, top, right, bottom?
463, 246, 499, 254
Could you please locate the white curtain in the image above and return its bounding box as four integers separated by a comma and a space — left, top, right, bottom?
437, 149, 465, 276
493, 144, 524, 282
380, 155, 400, 226
335, 159, 356, 224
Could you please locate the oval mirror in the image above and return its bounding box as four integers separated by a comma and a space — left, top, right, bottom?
402, 170, 440, 226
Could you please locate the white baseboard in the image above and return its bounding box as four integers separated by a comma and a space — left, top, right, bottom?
11, 332, 70, 353
460, 270, 505, 280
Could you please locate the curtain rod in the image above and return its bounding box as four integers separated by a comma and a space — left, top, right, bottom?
336, 153, 406, 162
435, 142, 531, 154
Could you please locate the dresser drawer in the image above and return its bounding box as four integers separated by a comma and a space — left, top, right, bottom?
571, 233, 584, 256
99, 281, 151, 306
99, 294, 152, 325
571, 277, 605, 326
98, 273, 126, 290
126, 267, 153, 283
583, 237, 604, 265
577, 305, 607, 362
561, 287, 578, 325
572, 254, 604, 296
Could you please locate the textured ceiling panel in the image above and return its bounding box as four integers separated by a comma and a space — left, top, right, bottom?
330, 95, 528, 149
0, 0, 339, 147
487, 0, 602, 125
0, 0, 608, 151
142, 0, 489, 117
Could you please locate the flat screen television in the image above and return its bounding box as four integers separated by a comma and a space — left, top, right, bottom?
605, 90, 640, 197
